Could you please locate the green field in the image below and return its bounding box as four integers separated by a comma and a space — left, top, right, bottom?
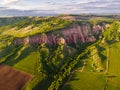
5, 46, 37, 74
106, 42, 120, 90
4, 42, 120, 90
3, 45, 46, 90
64, 44, 107, 90
64, 42, 120, 90
65, 72, 106, 90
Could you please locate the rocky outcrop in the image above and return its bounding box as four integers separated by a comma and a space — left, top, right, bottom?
93, 25, 104, 34
13, 24, 104, 46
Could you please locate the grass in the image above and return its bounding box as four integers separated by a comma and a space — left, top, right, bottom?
0, 45, 22, 63
106, 42, 120, 90
13, 51, 39, 74
4, 45, 48, 90
14, 45, 28, 60
65, 72, 106, 90
64, 42, 120, 90
5, 45, 39, 74
64, 46, 107, 90
89, 46, 104, 71
1, 17, 72, 38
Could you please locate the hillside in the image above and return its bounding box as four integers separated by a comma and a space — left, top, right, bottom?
0, 15, 120, 90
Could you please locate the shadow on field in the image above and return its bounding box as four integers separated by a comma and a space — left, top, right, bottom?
33, 78, 51, 90
63, 84, 73, 90
96, 46, 107, 62
0, 44, 16, 58
105, 82, 120, 90
5, 46, 36, 66
69, 73, 79, 81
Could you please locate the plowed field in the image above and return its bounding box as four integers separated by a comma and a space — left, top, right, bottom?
0, 64, 32, 90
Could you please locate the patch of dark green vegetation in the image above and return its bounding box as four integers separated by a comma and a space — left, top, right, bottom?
0, 16, 28, 26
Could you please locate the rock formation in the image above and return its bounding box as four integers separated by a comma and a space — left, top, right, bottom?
13, 24, 104, 46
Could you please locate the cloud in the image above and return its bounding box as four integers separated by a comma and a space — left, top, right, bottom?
3, 0, 20, 5
0, 8, 57, 16
0, 0, 120, 16
65, 0, 120, 14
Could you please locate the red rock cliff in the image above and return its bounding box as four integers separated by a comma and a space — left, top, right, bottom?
13, 24, 104, 45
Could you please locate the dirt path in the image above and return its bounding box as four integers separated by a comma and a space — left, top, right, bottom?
105, 42, 120, 90
105, 46, 110, 73
61, 70, 75, 90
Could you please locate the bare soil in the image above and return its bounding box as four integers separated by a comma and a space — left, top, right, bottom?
0, 64, 32, 90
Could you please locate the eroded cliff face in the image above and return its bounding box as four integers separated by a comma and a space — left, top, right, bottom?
13, 24, 104, 46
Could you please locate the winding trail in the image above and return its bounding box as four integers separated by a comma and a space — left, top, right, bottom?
105, 42, 120, 90
105, 46, 110, 73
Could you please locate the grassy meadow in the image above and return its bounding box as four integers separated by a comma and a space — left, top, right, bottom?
106, 42, 120, 90
65, 72, 106, 90
64, 42, 120, 90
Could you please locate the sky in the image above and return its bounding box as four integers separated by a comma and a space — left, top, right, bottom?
0, 0, 120, 16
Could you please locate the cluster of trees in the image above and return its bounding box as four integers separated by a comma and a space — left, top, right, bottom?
0, 17, 27, 26
14, 17, 72, 33
35, 42, 91, 90
16, 19, 31, 29
32, 36, 104, 90
103, 21, 120, 42
0, 45, 22, 63
89, 46, 104, 72
0, 34, 19, 64
89, 18, 115, 25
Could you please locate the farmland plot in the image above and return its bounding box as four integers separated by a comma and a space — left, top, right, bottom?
106, 42, 120, 90
0, 64, 32, 90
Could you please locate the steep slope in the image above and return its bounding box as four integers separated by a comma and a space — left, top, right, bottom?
13, 24, 104, 46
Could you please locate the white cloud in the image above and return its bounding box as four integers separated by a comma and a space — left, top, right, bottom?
0, 0, 120, 16
3, 0, 20, 4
